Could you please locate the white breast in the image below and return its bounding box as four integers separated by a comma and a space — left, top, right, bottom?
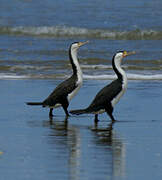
111, 76, 127, 107
67, 80, 83, 101
68, 61, 83, 102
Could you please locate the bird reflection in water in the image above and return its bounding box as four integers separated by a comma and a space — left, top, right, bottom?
48, 116, 82, 179
92, 121, 115, 144
92, 121, 126, 178
47, 117, 126, 179
49, 116, 68, 130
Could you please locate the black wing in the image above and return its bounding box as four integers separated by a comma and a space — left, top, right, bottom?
43, 75, 78, 106
88, 79, 122, 111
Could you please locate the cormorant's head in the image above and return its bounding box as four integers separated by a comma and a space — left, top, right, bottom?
115, 51, 136, 59
113, 50, 135, 68
70, 41, 89, 51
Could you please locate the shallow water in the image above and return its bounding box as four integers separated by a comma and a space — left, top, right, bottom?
0, 79, 162, 180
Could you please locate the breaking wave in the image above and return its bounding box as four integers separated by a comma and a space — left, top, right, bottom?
0, 72, 162, 80
1, 26, 162, 40
83, 74, 162, 80
0, 60, 162, 80
0, 73, 29, 79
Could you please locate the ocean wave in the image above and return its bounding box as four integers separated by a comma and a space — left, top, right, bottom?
10, 65, 51, 71
81, 63, 162, 71
1, 26, 162, 40
0, 73, 29, 79
81, 64, 112, 69
0, 72, 162, 80
0, 62, 161, 73
84, 74, 162, 80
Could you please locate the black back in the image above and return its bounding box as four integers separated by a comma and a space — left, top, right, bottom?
42, 74, 78, 106
87, 79, 122, 112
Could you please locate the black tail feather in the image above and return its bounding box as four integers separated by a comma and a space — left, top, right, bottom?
70, 108, 91, 115
26, 102, 43, 106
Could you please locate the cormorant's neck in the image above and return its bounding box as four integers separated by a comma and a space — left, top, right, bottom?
112, 55, 126, 82
69, 47, 82, 78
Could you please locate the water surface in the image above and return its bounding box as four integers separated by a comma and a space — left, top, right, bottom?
0, 80, 162, 180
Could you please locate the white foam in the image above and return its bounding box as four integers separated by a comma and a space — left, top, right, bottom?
10, 65, 50, 71
1, 26, 161, 39
0, 73, 29, 79
127, 73, 162, 80
83, 73, 162, 80
10, 26, 89, 37
0, 73, 162, 80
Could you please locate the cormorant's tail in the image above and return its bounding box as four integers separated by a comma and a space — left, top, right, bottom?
26, 102, 43, 106
70, 108, 91, 115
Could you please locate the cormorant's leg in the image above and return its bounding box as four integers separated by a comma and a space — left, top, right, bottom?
105, 105, 116, 122
94, 116, 98, 130
62, 98, 70, 117
64, 115, 69, 122
49, 108, 54, 117
94, 114, 99, 124
62, 106, 70, 117
108, 112, 116, 122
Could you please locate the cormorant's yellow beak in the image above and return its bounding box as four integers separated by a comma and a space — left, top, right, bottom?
123, 51, 136, 57
78, 41, 89, 47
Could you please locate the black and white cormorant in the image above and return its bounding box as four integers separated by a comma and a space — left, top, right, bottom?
26, 41, 88, 117
70, 51, 135, 122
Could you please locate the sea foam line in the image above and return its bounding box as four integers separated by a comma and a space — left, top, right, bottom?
1, 26, 162, 40
0, 73, 162, 80
0, 73, 29, 79
83, 74, 162, 80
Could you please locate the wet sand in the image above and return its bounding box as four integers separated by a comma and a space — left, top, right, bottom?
0, 79, 162, 180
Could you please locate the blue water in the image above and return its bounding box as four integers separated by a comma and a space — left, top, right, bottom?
0, 0, 162, 79
1, 0, 162, 30
0, 0, 162, 179
0, 80, 162, 180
